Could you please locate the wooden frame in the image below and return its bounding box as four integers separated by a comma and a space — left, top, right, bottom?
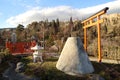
82, 7, 109, 62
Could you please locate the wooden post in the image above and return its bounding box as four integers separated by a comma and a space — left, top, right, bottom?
97, 16, 102, 62
84, 28, 87, 51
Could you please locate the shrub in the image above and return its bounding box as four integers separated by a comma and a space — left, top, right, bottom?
0, 48, 13, 63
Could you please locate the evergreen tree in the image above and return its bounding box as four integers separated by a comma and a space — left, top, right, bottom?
52, 20, 58, 35
16, 24, 24, 41
69, 17, 73, 32
56, 18, 60, 28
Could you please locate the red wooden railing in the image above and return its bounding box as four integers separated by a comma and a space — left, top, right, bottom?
6, 41, 36, 55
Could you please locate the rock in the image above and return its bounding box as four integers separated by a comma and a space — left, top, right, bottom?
15, 62, 25, 73
3, 62, 38, 80
49, 45, 59, 52
56, 37, 94, 76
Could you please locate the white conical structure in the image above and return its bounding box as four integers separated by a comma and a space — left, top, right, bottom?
56, 37, 94, 76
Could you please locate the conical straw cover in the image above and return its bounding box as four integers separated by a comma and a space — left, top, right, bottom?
56, 37, 94, 75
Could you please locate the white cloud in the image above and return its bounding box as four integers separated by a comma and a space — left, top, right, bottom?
6, 0, 120, 27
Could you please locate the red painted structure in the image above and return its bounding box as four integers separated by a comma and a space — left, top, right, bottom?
6, 41, 36, 55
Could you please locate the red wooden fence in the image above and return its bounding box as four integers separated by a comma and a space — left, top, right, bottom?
6, 41, 36, 55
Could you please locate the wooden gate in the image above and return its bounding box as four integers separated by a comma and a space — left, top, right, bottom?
82, 7, 109, 62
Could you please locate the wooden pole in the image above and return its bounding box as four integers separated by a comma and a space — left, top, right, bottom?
97, 16, 102, 62
84, 28, 87, 51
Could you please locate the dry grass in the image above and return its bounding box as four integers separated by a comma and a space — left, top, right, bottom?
24, 56, 88, 80
22, 56, 120, 80
1, 55, 120, 80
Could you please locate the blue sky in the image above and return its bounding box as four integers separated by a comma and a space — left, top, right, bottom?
0, 0, 120, 28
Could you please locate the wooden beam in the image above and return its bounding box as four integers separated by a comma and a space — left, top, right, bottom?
83, 19, 103, 28
82, 7, 109, 23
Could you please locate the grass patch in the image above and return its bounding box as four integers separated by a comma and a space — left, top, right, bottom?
20, 56, 33, 64
92, 61, 120, 80
21, 56, 120, 80
24, 56, 88, 80
25, 61, 88, 80
0, 51, 14, 76
1, 55, 120, 80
